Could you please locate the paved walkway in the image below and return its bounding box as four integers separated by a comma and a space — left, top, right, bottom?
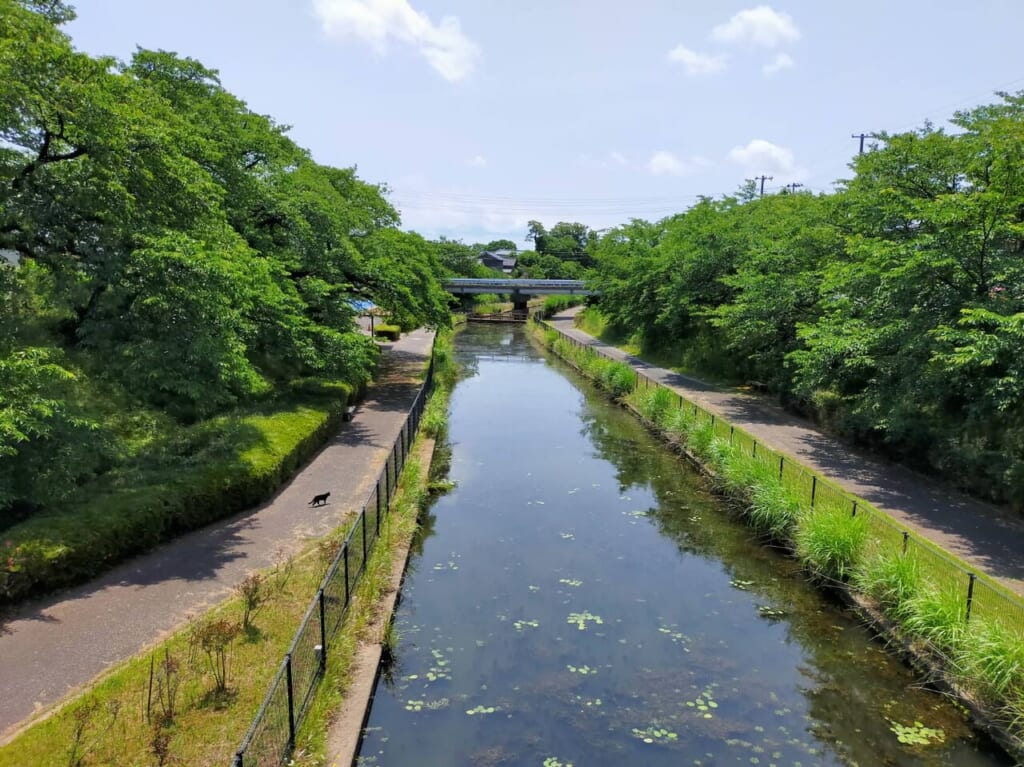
550, 310, 1024, 597
0, 328, 434, 739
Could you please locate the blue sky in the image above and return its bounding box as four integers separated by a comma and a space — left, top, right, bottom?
66, 1, 1024, 246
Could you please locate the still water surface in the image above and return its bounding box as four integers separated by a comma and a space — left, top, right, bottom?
356, 324, 1011, 767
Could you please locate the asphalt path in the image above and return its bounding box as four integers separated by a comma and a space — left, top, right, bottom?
550, 310, 1024, 598
0, 328, 434, 739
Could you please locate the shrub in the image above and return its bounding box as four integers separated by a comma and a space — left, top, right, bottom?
687, 420, 718, 462
959, 619, 1024, 704
236, 573, 266, 630
664, 405, 696, 440
540, 294, 582, 318
189, 618, 241, 694
901, 584, 969, 651
746, 473, 804, 539
600, 362, 637, 398
1, 392, 352, 604
854, 549, 923, 618
633, 386, 676, 427
374, 325, 401, 342
795, 504, 868, 582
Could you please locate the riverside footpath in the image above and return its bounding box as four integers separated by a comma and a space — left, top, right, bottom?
0, 328, 434, 740
549, 309, 1024, 598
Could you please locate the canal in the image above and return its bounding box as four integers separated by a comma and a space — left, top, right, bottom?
356, 324, 1011, 767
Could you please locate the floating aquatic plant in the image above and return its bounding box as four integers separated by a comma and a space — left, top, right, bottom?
684, 686, 719, 719
423, 648, 452, 682
730, 579, 755, 590
560, 532, 575, 540
559, 578, 583, 587
465, 704, 499, 716
543, 758, 573, 767
567, 664, 597, 675
631, 725, 678, 744
657, 626, 690, 650
405, 697, 449, 712
889, 720, 945, 746
567, 611, 603, 630
757, 605, 786, 619
513, 619, 539, 631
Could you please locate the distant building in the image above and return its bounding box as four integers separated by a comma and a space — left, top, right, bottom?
478, 249, 517, 274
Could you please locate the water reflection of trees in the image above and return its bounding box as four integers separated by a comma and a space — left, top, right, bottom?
571, 373, 1007, 765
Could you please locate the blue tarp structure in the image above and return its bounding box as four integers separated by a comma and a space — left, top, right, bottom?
348, 299, 378, 313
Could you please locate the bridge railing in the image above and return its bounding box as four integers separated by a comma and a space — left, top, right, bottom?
231, 356, 434, 767
443, 278, 598, 295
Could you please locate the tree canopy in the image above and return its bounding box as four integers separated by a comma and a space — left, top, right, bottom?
589, 92, 1024, 507
0, 1, 451, 516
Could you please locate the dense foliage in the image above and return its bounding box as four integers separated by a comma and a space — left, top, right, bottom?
589, 93, 1024, 508
0, 1, 450, 529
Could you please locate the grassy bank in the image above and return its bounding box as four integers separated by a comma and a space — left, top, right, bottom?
1, 381, 359, 605
574, 307, 741, 387
536, 321, 1024, 756
0, 410, 441, 767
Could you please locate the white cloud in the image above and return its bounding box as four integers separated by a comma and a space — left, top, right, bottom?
312, 0, 481, 81
609, 151, 628, 167
469, 154, 487, 168
647, 151, 712, 177
711, 6, 800, 48
667, 45, 727, 76
728, 139, 805, 180
762, 52, 794, 76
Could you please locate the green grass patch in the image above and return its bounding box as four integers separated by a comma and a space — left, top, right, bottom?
2, 386, 355, 604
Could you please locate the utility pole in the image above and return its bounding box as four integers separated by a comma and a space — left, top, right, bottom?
783, 182, 804, 194
753, 175, 773, 197
851, 132, 880, 155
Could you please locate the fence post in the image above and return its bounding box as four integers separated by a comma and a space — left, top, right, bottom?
376, 478, 382, 534
965, 573, 977, 622
752, 441, 757, 458
851, 500, 858, 517
361, 513, 367, 571
343, 544, 350, 604
779, 455, 784, 481
729, 425, 734, 445
285, 654, 296, 750
902, 531, 910, 555
318, 589, 327, 672
810, 476, 817, 508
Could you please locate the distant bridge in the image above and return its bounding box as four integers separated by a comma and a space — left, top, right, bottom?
443, 278, 598, 298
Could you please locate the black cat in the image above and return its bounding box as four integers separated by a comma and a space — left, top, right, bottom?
308, 492, 330, 507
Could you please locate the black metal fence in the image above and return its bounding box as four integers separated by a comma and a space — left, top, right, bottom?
539, 317, 1024, 639
232, 356, 435, 767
